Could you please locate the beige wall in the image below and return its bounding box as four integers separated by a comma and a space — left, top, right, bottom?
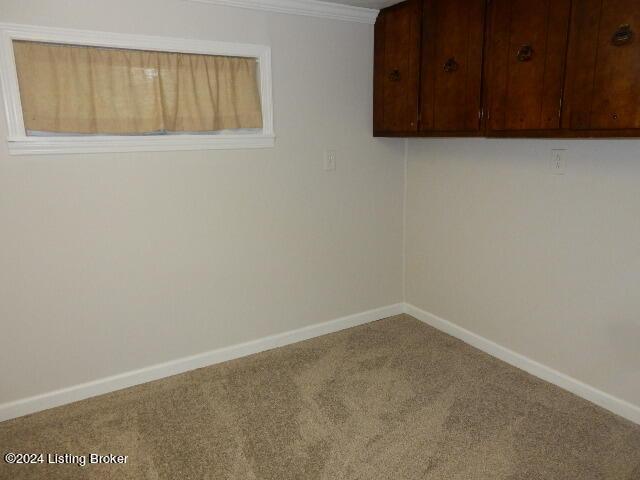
0, 0, 405, 403
406, 138, 640, 408
5, 0, 636, 418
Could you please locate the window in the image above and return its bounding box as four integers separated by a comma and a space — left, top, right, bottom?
0, 24, 274, 154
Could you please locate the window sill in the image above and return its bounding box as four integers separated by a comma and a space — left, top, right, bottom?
6, 134, 275, 155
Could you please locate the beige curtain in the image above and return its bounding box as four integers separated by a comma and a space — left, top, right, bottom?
13, 40, 263, 134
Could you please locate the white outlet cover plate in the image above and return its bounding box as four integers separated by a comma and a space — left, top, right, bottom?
551, 149, 566, 175
324, 150, 337, 171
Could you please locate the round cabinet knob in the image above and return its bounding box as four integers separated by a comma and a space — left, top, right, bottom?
388, 69, 401, 82
612, 24, 633, 46
516, 44, 534, 62
443, 57, 459, 73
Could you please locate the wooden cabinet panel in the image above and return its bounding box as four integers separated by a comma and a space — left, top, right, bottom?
485, 0, 571, 132
373, 0, 421, 135
564, 0, 640, 131
372, 0, 640, 138
420, 0, 485, 133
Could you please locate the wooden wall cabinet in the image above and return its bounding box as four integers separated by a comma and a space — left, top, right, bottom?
374, 0, 640, 138
484, 0, 571, 134
420, 0, 486, 134
373, 0, 422, 135
563, 0, 640, 134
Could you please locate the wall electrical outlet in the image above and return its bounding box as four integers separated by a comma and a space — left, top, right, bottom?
550, 149, 566, 175
324, 150, 337, 171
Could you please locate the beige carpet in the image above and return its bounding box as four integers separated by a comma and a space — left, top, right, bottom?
1, 314, 639, 479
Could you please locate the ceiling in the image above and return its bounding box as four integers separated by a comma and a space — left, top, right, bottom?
321, 0, 401, 9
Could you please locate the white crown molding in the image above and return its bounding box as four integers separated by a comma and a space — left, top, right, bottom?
186, 0, 379, 24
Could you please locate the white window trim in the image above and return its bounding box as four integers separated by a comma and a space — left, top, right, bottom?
0, 23, 275, 155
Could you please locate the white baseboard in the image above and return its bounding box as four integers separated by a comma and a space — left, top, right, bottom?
4, 302, 638, 426
0, 303, 404, 422
404, 303, 640, 426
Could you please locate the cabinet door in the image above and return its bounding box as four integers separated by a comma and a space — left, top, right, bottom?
420, 0, 486, 133
563, 0, 640, 131
485, 0, 571, 132
374, 0, 421, 135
